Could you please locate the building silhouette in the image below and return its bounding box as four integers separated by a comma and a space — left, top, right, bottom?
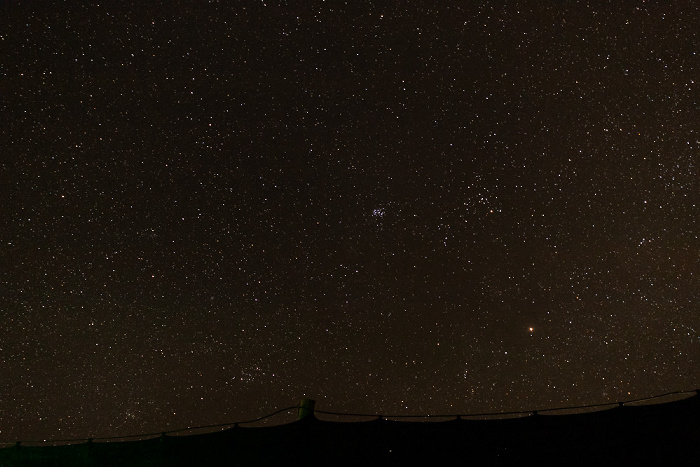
2, 392, 698, 465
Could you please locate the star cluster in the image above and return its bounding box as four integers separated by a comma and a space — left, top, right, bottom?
1, 1, 698, 442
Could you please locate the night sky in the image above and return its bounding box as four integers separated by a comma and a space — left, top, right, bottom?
2, 1, 699, 442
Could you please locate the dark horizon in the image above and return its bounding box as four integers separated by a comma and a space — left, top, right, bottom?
3, 393, 700, 466
3, 389, 698, 446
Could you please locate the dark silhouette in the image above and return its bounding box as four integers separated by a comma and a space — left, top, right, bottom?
2, 393, 699, 466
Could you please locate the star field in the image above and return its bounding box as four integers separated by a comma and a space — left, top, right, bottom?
1, 1, 699, 442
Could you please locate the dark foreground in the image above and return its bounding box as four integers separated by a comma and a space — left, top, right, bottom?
2, 393, 699, 466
